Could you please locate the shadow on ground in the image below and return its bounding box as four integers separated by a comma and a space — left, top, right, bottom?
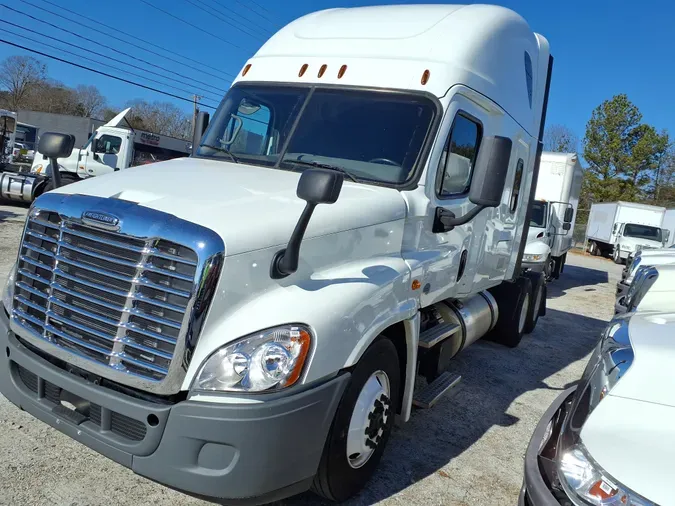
547, 265, 609, 299
274, 307, 605, 505
0, 210, 21, 224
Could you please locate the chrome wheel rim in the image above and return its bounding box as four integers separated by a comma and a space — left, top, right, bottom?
346, 370, 391, 469
519, 293, 530, 334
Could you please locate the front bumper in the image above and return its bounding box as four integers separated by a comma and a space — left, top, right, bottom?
522, 261, 546, 273
0, 309, 349, 504
519, 387, 577, 506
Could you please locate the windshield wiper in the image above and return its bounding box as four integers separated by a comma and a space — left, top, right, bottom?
199, 144, 240, 164
284, 158, 358, 183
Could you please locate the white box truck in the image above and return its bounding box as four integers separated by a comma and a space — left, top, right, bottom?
523, 152, 582, 279
0, 108, 191, 204
586, 201, 667, 263
0, 4, 553, 503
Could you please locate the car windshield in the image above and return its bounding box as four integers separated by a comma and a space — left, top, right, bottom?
623, 224, 662, 242
529, 201, 547, 228
196, 84, 437, 185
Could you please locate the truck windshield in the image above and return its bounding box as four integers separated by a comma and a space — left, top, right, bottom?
529, 201, 547, 228
623, 224, 662, 242
196, 84, 437, 185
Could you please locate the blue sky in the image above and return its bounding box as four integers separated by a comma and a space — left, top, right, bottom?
0, 0, 673, 145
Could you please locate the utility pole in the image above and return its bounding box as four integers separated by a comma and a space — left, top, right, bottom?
191, 94, 201, 141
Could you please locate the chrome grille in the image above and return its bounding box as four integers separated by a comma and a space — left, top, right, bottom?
10, 194, 224, 395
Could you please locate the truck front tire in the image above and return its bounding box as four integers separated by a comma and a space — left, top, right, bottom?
312, 338, 400, 502
612, 247, 622, 264
523, 272, 546, 334
487, 277, 533, 348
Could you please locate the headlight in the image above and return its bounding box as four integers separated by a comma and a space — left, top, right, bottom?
193, 325, 312, 392
559, 444, 654, 505
523, 253, 544, 262
2, 262, 17, 314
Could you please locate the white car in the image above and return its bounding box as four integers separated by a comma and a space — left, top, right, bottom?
617, 245, 675, 297
521, 309, 675, 506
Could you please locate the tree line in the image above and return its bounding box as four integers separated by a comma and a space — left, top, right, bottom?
545, 94, 673, 222
0, 55, 194, 140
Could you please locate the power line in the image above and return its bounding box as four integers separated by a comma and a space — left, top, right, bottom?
2, 4, 230, 94
1, 28, 221, 106
139, 0, 246, 50
0, 19, 227, 100
34, 0, 235, 80
198, 0, 273, 36
232, 0, 279, 27
0, 39, 217, 110
182, 0, 267, 41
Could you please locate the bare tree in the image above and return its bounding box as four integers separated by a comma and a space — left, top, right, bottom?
74, 85, 107, 118
0, 55, 47, 111
544, 124, 579, 153
125, 99, 192, 139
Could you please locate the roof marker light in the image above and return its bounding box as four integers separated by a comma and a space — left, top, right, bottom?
421, 69, 430, 85
338, 65, 347, 79
318, 64, 327, 78
242, 63, 252, 76
299, 64, 308, 77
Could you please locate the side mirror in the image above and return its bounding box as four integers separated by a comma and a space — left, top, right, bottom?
192, 111, 210, 155
38, 132, 75, 159
37, 132, 75, 189
296, 167, 343, 204
562, 222, 571, 231
433, 136, 512, 233
468, 136, 513, 207
271, 169, 344, 278
564, 206, 574, 223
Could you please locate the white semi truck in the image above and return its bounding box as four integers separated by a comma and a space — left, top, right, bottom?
0, 5, 553, 503
586, 201, 667, 264
0, 108, 191, 204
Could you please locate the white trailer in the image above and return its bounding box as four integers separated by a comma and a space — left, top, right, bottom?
522, 152, 582, 279
0, 4, 553, 503
586, 201, 666, 263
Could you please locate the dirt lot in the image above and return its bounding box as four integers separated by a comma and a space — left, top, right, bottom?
0, 203, 622, 506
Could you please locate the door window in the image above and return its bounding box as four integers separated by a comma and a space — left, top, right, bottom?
94, 135, 122, 155
510, 159, 524, 213
437, 113, 482, 197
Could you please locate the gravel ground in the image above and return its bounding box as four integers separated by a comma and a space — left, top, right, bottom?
0, 202, 623, 506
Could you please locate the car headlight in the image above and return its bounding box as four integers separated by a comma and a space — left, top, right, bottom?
2, 262, 17, 314
193, 325, 312, 392
523, 253, 544, 262
559, 444, 654, 505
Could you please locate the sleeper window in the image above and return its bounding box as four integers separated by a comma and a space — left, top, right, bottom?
437, 113, 482, 197
510, 158, 524, 213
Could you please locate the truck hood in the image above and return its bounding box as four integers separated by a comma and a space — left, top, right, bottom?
620, 236, 663, 251
526, 226, 547, 243
50, 157, 407, 255
579, 313, 675, 505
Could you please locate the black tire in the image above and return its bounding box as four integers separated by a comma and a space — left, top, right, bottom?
523, 272, 545, 334
552, 255, 563, 279
589, 241, 598, 256
312, 339, 401, 502
612, 246, 622, 264
38, 172, 79, 196
487, 277, 533, 348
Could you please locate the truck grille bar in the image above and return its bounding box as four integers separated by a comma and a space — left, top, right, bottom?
10, 194, 224, 395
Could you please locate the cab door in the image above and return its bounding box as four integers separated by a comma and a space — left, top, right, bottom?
84, 133, 127, 176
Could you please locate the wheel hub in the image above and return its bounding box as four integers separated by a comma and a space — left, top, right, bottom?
346, 371, 391, 469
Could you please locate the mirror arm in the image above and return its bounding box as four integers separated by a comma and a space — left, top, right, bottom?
433, 205, 486, 233
271, 202, 317, 279
48, 157, 62, 188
